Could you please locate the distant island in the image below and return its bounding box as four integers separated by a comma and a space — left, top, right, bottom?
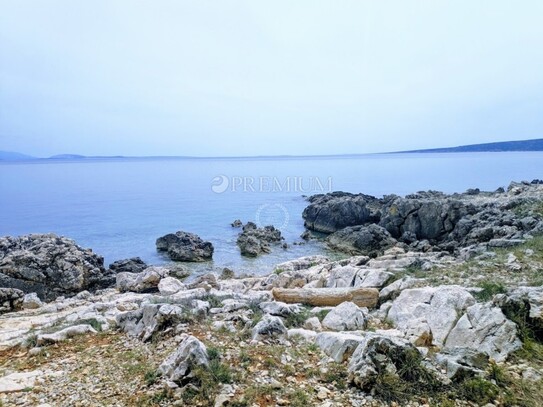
1, 138, 542, 161
400, 138, 543, 154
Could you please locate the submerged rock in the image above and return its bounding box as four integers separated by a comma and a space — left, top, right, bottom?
156, 231, 214, 262
0, 234, 111, 300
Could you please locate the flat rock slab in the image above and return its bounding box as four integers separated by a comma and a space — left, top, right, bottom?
0, 370, 61, 393
272, 287, 379, 308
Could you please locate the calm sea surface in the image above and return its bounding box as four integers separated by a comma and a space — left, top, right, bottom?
1, 152, 542, 275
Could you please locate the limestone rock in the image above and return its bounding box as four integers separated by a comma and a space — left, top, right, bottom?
0, 287, 23, 314
158, 277, 185, 295
445, 303, 521, 362
116, 303, 186, 342
156, 231, 214, 262
252, 315, 287, 341
348, 333, 423, 389
326, 225, 397, 257
0, 234, 111, 300
321, 301, 367, 331
22, 292, 42, 309
116, 266, 169, 293
237, 222, 283, 257
387, 285, 475, 346
316, 332, 365, 362
259, 301, 301, 317
108, 257, 148, 274
434, 347, 489, 380
158, 335, 209, 384
37, 324, 97, 345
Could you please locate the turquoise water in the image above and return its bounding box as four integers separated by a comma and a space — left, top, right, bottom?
1, 152, 542, 275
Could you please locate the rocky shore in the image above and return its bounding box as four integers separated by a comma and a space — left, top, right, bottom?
0, 181, 542, 407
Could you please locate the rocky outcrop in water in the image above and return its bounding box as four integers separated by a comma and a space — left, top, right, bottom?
156, 231, 214, 262
236, 222, 283, 257
303, 181, 543, 255
0, 234, 112, 300
108, 257, 148, 274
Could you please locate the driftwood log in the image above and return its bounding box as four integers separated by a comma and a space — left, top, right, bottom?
272, 287, 379, 308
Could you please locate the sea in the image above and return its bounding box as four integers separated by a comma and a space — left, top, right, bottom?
1, 152, 542, 276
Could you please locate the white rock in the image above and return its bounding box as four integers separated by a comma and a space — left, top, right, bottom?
353, 269, 393, 288
158, 335, 209, 383
116, 266, 169, 293
445, 303, 521, 362
387, 285, 475, 346
316, 331, 365, 362
22, 293, 43, 309
260, 301, 301, 317
322, 302, 367, 331
287, 328, 317, 342
158, 277, 185, 295
252, 315, 287, 341
37, 324, 97, 345
304, 317, 322, 331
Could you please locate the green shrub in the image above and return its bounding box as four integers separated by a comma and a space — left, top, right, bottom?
474, 280, 507, 302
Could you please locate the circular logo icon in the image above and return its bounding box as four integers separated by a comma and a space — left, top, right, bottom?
211, 175, 229, 194
255, 203, 289, 231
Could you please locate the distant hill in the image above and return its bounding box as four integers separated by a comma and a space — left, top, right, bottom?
403, 138, 543, 153
0, 150, 36, 161
49, 154, 86, 159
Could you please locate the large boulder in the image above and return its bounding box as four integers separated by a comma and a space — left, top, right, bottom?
116, 266, 168, 293
302, 193, 380, 233
321, 301, 367, 331
387, 286, 475, 346
156, 231, 213, 262
444, 303, 521, 362
0, 234, 112, 300
0, 287, 24, 314
236, 222, 283, 257
158, 335, 209, 385
326, 225, 397, 257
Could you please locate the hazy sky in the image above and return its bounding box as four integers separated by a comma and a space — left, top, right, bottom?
1, 1, 542, 157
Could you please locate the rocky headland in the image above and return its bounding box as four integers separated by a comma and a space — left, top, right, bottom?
0, 181, 542, 407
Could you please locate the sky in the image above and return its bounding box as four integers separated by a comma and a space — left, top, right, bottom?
0, 1, 542, 157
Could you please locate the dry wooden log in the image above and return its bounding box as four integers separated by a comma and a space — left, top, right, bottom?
272, 287, 379, 308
